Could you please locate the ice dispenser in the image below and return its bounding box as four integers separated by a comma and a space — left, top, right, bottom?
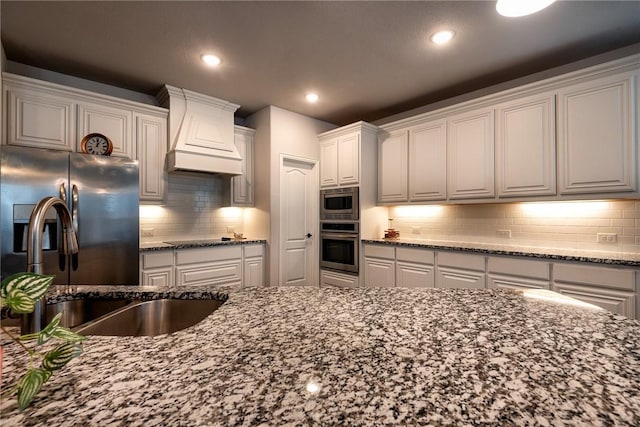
12, 204, 58, 253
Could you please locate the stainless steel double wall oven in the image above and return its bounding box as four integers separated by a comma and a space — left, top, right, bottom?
320, 186, 359, 275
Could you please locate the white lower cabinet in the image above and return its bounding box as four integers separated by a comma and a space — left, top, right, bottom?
552, 262, 636, 318
140, 244, 265, 288
140, 251, 174, 287
487, 256, 550, 290
243, 244, 265, 287
175, 246, 242, 287
320, 269, 359, 288
395, 248, 435, 288
363, 245, 396, 287
436, 251, 486, 289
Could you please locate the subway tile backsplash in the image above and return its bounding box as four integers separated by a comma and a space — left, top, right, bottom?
389, 200, 640, 254
140, 173, 244, 242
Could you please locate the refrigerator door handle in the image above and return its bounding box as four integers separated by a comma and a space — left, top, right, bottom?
71, 184, 79, 271
71, 184, 79, 233
59, 183, 66, 202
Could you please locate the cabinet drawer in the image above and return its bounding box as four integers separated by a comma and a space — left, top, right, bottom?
437, 267, 486, 289
363, 245, 395, 259
437, 251, 485, 271
243, 244, 264, 258
396, 248, 434, 264
176, 260, 242, 287
321, 270, 359, 288
553, 282, 635, 318
175, 246, 242, 265
488, 274, 549, 290
487, 256, 550, 280
141, 250, 174, 269
396, 262, 435, 288
554, 263, 635, 291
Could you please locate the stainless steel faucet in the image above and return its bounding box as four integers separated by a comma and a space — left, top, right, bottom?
22, 196, 79, 334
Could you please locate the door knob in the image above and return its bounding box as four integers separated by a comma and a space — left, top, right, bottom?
306, 233, 312, 238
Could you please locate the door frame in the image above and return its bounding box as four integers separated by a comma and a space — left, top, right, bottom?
278, 153, 319, 286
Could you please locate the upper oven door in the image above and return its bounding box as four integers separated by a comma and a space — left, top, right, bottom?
320, 187, 359, 220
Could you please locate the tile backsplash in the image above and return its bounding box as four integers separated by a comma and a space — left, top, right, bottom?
140, 173, 244, 242
388, 200, 640, 253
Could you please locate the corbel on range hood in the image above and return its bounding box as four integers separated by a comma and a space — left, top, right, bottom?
157, 85, 242, 175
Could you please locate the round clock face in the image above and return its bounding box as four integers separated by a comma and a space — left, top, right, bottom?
81, 133, 113, 156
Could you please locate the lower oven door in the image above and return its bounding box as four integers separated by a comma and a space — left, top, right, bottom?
320, 232, 359, 274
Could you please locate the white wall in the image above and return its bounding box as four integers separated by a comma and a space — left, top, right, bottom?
247, 105, 335, 285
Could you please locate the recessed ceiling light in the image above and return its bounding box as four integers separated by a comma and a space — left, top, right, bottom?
496, 0, 556, 17
201, 54, 221, 67
306, 93, 319, 103
430, 30, 455, 45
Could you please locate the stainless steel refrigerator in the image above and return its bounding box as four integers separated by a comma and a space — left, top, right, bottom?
1, 145, 139, 285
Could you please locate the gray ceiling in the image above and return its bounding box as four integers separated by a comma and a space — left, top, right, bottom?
2, 1, 640, 126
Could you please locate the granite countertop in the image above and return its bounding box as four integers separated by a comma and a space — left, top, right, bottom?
140, 238, 267, 252
2, 285, 640, 425
363, 238, 640, 267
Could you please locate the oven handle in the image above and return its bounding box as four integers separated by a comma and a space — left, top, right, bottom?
320, 232, 359, 240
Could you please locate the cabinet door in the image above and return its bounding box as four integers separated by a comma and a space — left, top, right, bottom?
378, 131, 408, 203
409, 120, 447, 201
488, 274, 550, 290
6, 85, 76, 151
136, 113, 167, 202
436, 267, 486, 289
338, 132, 360, 186
558, 72, 637, 194
176, 260, 242, 287
396, 262, 435, 288
320, 138, 339, 188
244, 257, 264, 287
448, 108, 495, 199
364, 257, 395, 287
497, 94, 556, 197
553, 282, 635, 318
231, 129, 255, 205
78, 102, 133, 158
142, 268, 174, 287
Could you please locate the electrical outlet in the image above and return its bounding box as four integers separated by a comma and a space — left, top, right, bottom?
597, 233, 617, 243
141, 228, 154, 237
227, 226, 234, 233
496, 229, 512, 239
411, 226, 421, 235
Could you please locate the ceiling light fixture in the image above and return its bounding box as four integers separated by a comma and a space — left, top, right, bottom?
201, 54, 221, 67
305, 93, 319, 103
430, 30, 455, 45
496, 0, 556, 17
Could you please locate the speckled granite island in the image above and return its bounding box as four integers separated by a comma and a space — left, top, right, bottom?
2, 286, 640, 425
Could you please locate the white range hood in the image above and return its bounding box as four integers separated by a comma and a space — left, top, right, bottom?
157, 85, 242, 175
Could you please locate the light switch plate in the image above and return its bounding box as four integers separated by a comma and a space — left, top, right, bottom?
496, 229, 512, 239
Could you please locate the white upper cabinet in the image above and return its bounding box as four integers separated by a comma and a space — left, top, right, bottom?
337, 132, 360, 186
320, 131, 360, 188
558, 71, 638, 194
497, 94, 556, 197
408, 119, 447, 201
447, 107, 495, 200
378, 130, 408, 203
320, 138, 339, 187
230, 126, 255, 206
136, 113, 167, 202
318, 122, 377, 190
77, 102, 134, 158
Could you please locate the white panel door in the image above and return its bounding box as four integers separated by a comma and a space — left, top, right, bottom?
136, 113, 167, 202
497, 94, 556, 197
409, 119, 447, 201
364, 257, 395, 287
448, 108, 495, 200
378, 131, 408, 203
558, 72, 637, 194
281, 158, 316, 286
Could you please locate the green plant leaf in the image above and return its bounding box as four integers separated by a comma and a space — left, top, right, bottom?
1, 273, 54, 301
4, 288, 35, 314
42, 342, 83, 371
52, 327, 87, 342
16, 369, 51, 411
31, 312, 62, 345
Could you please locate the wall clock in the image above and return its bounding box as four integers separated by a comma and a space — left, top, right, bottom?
80, 133, 113, 156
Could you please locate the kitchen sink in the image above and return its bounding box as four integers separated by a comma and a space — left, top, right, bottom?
46, 298, 132, 328
72, 298, 224, 337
